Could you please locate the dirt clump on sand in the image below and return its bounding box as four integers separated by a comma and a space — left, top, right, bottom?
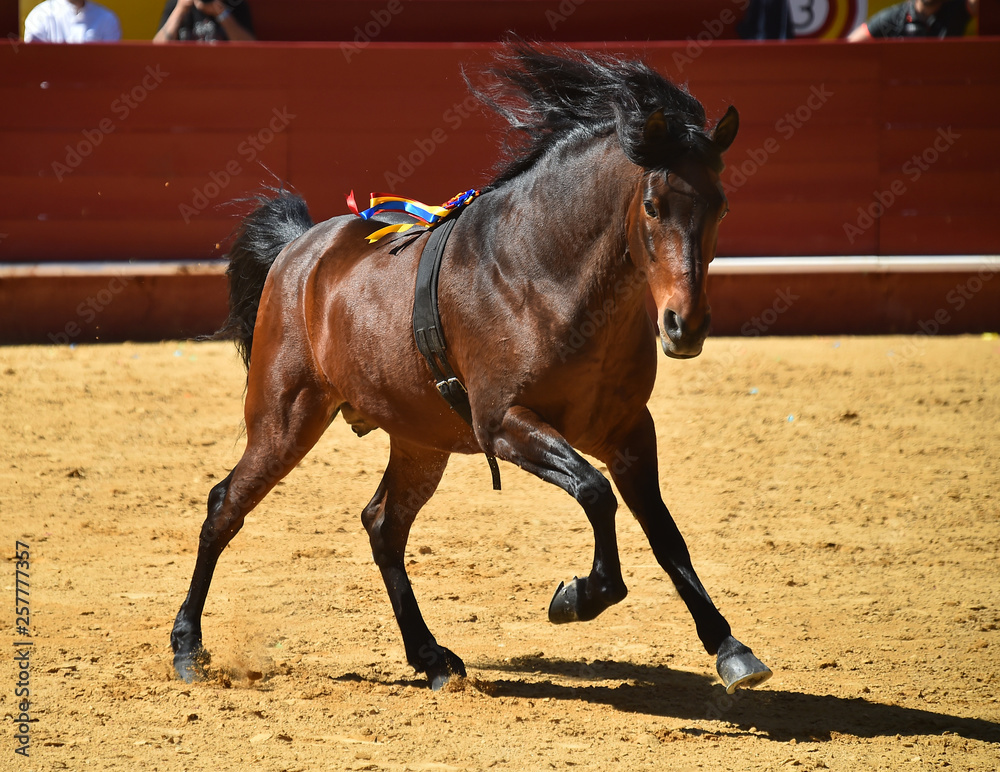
1, 336, 998, 770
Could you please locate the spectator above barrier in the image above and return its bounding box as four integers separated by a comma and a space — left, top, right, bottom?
23, 0, 121, 43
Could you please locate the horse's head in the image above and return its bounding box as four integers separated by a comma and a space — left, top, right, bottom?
627, 106, 739, 359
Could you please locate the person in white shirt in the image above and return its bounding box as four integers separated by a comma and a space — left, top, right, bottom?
24, 0, 122, 43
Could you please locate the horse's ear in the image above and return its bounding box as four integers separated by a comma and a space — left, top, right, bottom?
712, 106, 739, 152
643, 109, 668, 144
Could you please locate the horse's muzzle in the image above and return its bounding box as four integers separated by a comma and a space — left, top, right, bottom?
661, 308, 709, 359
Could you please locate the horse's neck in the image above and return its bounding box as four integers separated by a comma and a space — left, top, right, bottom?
487, 134, 642, 296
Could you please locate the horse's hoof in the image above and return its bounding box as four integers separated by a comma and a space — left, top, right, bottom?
548, 578, 581, 624
419, 643, 466, 690
548, 576, 626, 623
427, 657, 466, 691
173, 647, 210, 683
715, 635, 772, 694
429, 672, 452, 691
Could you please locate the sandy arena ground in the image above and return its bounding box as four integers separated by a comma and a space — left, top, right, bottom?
1, 335, 998, 771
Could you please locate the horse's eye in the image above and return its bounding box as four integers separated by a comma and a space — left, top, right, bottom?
643, 200, 658, 218
719, 206, 729, 221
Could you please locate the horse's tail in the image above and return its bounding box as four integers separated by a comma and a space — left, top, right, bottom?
215, 186, 314, 370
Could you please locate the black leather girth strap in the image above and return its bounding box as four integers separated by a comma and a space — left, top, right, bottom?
413, 217, 502, 491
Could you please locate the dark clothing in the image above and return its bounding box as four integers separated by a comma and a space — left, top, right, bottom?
158, 0, 254, 42
738, 0, 795, 40
866, 0, 970, 38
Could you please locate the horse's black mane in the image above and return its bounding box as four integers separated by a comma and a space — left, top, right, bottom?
467, 40, 723, 188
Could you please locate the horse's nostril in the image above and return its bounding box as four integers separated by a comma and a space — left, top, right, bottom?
663, 309, 683, 342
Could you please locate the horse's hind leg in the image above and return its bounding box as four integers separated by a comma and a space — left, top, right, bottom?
605, 409, 771, 693
171, 366, 335, 682
361, 437, 460, 690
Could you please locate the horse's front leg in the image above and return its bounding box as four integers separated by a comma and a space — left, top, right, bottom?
489, 406, 628, 623
604, 408, 771, 693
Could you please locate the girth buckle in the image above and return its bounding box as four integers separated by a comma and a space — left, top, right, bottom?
436, 377, 468, 402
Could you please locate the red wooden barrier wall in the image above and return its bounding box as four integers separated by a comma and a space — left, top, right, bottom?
248, 0, 744, 43
1, 38, 997, 266
1, 38, 998, 343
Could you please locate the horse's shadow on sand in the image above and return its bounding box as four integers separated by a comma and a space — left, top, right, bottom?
372, 657, 999, 745
484, 657, 1000, 743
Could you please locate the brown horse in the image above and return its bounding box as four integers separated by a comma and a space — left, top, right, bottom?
171, 41, 772, 693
